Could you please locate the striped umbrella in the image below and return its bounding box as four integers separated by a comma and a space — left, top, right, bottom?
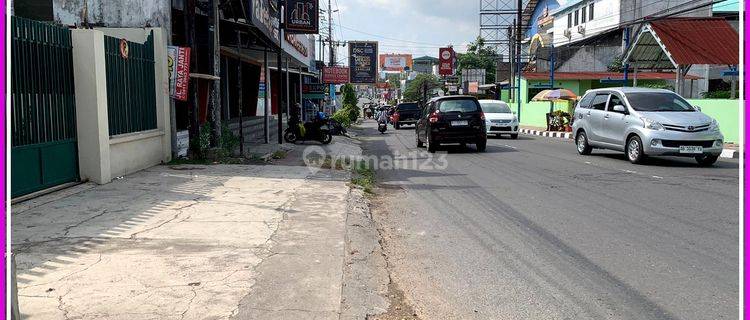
531, 89, 578, 102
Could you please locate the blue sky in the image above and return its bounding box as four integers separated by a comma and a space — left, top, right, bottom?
329, 0, 481, 63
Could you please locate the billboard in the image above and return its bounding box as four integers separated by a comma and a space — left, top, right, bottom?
285, 0, 319, 34
349, 41, 378, 84
322, 66, 350, 84
248, 0, 280, 45
379, 54, 413, 72
439, 47, 456, 76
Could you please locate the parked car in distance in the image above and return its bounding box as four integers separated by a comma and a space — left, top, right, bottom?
416, 96, 487, 153
391, 102, 421, 129
572, 87, 724, 165
479, 99, 518, 139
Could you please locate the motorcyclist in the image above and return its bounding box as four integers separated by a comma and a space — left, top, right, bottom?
376, 108, 389, 124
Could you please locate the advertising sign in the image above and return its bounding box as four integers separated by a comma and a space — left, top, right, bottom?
167, 46, 191, 101
349, 41, 378, 84
248, 0, 281, 45
468, 82, 479, 94
379, 54, 413, 72
439, 47, 455, 76
285, 0, 319, 33
322, 66, 350, 84
303, 83, 326, 93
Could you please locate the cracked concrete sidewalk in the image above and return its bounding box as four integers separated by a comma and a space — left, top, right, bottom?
12, 163, 356, 320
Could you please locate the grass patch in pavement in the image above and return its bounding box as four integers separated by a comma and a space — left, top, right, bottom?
271, 150, 288, 159
351, 160, 375, 194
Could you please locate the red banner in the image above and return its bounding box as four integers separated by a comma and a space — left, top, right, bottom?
168, 46, 191, 101
322, 66, 349, 84
439, 47, 455, 76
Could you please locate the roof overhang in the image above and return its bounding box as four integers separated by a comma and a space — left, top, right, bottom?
623, 25, 678, 70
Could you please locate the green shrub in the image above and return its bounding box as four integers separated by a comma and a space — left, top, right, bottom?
345, 104, 360, 122
701, 90, 736, 99
220, 123, 240, 157
332, 108, 352, 127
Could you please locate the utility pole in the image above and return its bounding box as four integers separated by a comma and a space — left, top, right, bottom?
516, 0, 522, 123
210, 0, 222, 148
508, 23, 514, 102
236, 30, 244, 155
277, 1, 286, 144
184, 0, 199, 154
328, 0, 334, 66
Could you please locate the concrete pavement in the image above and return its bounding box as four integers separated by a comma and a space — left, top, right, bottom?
12, 134, 389, 320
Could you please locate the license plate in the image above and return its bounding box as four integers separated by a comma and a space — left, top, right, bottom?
679, 146, 703, 154
451, 120, 468, 126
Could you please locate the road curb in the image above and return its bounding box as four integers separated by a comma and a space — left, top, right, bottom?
720, 149, 740, 159
520, 128, 573, 140
520, 128, 740, 159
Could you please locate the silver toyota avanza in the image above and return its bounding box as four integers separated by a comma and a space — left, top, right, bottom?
572, 88, 724, 165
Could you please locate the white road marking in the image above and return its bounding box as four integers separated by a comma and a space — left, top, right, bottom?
622, 170, 637, 174
652, 175, 664, 179
585, 161, 592, 165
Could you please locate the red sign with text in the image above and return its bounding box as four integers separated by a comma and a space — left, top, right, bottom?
439, 47, 455, 76
322, 66, 350, 84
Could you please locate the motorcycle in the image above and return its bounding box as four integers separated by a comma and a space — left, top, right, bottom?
378, 121, 388, 134
284, 120, 333, 144
328, 119, 348, 136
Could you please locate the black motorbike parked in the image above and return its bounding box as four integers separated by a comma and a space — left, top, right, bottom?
284, 120, 333, 144
328, 119, 348, 136
378, 121, 388, 134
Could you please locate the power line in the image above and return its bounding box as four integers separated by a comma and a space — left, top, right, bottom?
334, 23, 449, 47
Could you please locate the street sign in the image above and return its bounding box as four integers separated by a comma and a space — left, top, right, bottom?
167, 46, 191, 101
439, 47, 455, 76
349, 41, 378, 84
322, 66, 349, 84
285, 0, 319, 34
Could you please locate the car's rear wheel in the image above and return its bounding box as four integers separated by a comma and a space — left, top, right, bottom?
416, 131, 424, 148
695, 154, 719, 166
476, 140, 487, 152
426, 134, 438, 153
510, 133, 518, 139
576, 131, 592, 155
394, 122, 400, 130
626, 136, 646, 164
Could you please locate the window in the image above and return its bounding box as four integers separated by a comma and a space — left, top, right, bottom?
574, 10, 579, 25
581, 7, 587, 23
590, 94, 609, 110
397, 103, 419, 111
480, 102, 512, 113
607, 95, 625, 112
567, 13, 572, 28
438, 99, 479, 113
589, 3, 594, 20
577, 93, 595, 109
625, 92, 696, 112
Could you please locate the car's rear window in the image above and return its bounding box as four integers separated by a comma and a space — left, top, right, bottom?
397, 103, 419, 111
480, 102, 511, 113
438, 99, 479, 113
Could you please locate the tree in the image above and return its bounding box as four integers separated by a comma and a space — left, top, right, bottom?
384, 73, 401, 89
341, 83, 358, 107
457, 37, 498, 84
403, 74, 441, 102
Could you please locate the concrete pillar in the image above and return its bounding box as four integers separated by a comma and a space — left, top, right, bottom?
71, 29, 112, 184
149, 28, 173, 163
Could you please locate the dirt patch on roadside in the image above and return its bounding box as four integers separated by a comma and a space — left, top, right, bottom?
366, 187, 422, 320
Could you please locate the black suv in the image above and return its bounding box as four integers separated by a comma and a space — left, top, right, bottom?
392, 102, 421, 129
416, 96, 487, 153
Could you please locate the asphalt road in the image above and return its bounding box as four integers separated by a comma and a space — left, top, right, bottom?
358, 120, 739, 320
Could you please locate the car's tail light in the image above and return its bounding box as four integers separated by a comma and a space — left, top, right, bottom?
393, 112, 399, 118
428, 111, 440, 123
480, 112, 486, 121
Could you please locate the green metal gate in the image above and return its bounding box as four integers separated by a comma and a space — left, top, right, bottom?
11, 16, 79, 198
104, 32, 157, 136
